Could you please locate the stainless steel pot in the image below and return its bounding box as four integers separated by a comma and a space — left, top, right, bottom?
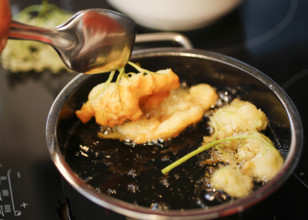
46, 35, 303, 219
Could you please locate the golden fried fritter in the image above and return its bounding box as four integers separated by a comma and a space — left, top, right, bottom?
210, 98, 268, 139
205, 99, 283, 197
99, 84, 218, 143
211, 165, 253, 198
236, 132, 284, 182
76, 68, 180, 127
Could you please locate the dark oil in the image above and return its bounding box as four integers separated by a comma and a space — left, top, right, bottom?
60, 87, 279, 211
61, 113, 234, 210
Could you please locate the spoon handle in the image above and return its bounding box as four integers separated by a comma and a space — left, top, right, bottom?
9, 20, 56, 45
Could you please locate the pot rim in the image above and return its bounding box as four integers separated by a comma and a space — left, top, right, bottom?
46, 48, 303, 219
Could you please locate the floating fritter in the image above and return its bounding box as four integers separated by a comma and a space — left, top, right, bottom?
76, 68, 180, 127
206, 99, 283, 198
98, 83, 218, 143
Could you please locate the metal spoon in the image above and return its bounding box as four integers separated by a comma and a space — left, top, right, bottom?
9, 9, 136, 74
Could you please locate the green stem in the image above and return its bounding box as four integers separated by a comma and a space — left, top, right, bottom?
128, 61, 153, 75
161, 141, 217, 175
161, 133, 272, 175
105, 70, 116, 86
116, 67, 125, 86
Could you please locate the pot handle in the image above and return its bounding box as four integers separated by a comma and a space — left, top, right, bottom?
135, 32, 193, 49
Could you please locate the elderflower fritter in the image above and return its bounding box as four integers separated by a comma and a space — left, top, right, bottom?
211, 165, 253, 198
76, 64, 180, 128
210, 98, 268, 139
76, 62, 219, 143
162, 99, 283, 199
99, 83, 218, 143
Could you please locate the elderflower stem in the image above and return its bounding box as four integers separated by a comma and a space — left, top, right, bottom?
116, 67, 125, 85
128, 61, 153, 75
161, 133, 273, 175
162, 138, 226, 175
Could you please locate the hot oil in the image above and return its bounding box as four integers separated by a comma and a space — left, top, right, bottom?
62, 87, 275, 210
63, 116, 232, 210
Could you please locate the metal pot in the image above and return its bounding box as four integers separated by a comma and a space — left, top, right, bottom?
46, 35, 303, 219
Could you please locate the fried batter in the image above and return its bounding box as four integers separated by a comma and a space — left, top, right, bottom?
208, 131, 283, 197
76, 68, 180, 127
204, 99, 283, 197
236, 132, 284, 182
99, 84, 218, 143
211, 165, 253, 198
210, 98, 268, 139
